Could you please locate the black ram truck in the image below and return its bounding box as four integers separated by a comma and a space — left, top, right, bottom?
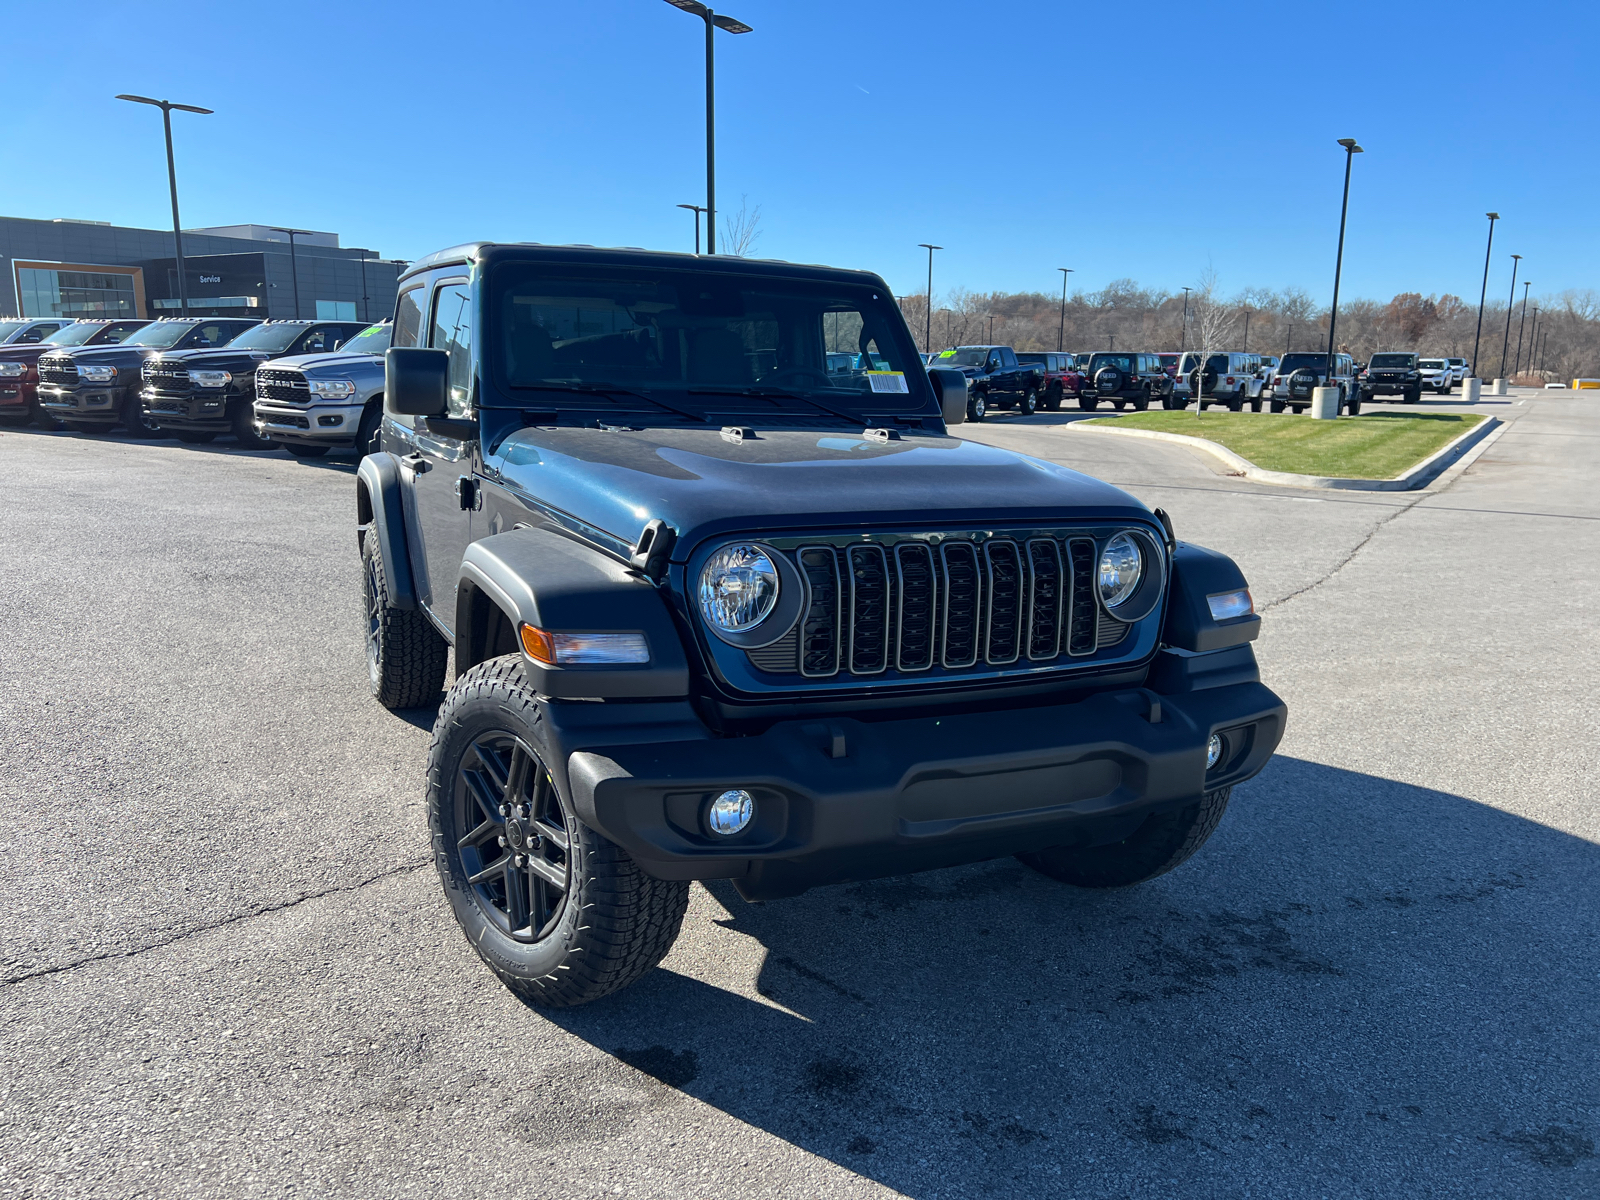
37, 318, 259, 437
356, 242, 1286, 1008
0, 318, 152, 428
142, 319, 369, 448
1360, 352, 1424, 404
926, 345, 1046, 419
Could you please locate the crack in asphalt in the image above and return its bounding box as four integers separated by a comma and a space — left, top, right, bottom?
0, 858, 431, 991
1262, 489, 1438, 614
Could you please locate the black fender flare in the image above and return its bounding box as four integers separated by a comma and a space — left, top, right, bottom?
355, 452, 416, 611
1161, 542, 1262, 653
455, 526, 689, 699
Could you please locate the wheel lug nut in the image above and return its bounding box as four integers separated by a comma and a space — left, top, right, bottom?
513, 854, 527, 867
498, 804, 509, 816
497, 835, 507, 847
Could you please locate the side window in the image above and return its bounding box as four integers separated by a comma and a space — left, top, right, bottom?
298, 326, 337, 353
186, 323, 229, 347
1000, 347, 1017, 368
392, 287, 425, 349
430, 280, 474, 417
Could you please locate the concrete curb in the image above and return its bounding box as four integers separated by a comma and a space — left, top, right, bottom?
1071, 416, 1502, 491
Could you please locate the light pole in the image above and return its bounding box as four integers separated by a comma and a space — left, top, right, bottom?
1285, 321, 1293, 353
987, 314, 995, 342
351, 248, 374, 322
918, 243, 941, 353
1326, 138, 1363, 372
663, 0, 751, 256
1057, 268, 1073, 351
1525, 305, 1539, 378
1513, 281, 1532, 377
676, 203, 708, 254
1242, 305, 1253, 353
115, 94, 213, 318
1471, 212, 1499, 379
269, 228, 314, 319
1179, 286, 1192, 353
1499, 254, 1521, 379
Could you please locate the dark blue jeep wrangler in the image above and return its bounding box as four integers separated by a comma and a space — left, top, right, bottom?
356, 243, 1286, 1007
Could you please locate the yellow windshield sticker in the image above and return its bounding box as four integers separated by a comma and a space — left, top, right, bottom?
866, 371, 909, 394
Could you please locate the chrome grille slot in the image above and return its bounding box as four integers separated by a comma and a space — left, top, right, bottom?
894, 544, 937, 671
39, 358, 78, 385
798, 547, 841, 677
983, 540, 1023, 665
940, 542, 981, 668
1066, 538, 1098, 655
1026, 538, 1065, 660
256, 369, 309, 404
846, 544, 890, 675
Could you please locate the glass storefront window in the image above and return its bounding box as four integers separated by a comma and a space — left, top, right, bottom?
316, 300, 357, 320
18, 268, 137, 318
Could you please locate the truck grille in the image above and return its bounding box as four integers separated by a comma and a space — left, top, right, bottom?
38, 357, 78, 386
141, 362, 193, 395
256, 369, 309, 403
740, 530, 1140, 682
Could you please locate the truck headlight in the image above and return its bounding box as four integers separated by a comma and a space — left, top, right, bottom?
308, 379, 357, 399
188, 370, 232, 388
1097, 533, 1143, 608
0, 362, 26, 378
79, 364, 117, 383
698, 544, 780, 633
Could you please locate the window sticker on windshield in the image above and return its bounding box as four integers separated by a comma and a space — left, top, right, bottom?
937, 350, 956, 358
866, 371, 908, 393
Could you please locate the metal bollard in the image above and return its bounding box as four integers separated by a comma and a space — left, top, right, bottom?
1310, 387, 1340, 419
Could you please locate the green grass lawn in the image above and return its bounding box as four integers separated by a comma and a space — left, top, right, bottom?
1079, 411, 1488, 479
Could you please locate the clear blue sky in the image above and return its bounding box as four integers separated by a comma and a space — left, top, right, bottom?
3, 0, 1592, 307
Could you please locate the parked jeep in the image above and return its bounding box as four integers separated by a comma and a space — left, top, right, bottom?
0, 318, 151, 428
142, 319, 369, 448
928, 345, 1046, 418
253, 321, 393, 457
353, 243, 1285, 1007
37, 318, 259, 436
1361, 352, 1424, 404
1268, 351, 1361, 414
1015, 351, 1085, 409
1171, 351, 1266, 411
1078, 351, 1174, 411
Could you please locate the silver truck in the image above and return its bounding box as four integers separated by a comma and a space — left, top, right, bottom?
252, 321, 391, 457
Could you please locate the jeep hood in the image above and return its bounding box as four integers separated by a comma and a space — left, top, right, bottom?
487, 424, 1153, 555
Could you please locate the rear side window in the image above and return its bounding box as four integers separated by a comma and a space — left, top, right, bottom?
392, 287, 425, 349
185, 323, 231, 347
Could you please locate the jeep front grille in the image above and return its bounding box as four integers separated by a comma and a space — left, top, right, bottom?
38, 357, 78, 386
256, 369, 309, 403
739, 530, 1139, 683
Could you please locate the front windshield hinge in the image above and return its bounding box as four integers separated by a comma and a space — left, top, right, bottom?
629, 519, 677, 583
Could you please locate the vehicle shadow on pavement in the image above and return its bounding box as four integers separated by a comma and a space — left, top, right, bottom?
541, 755, 1599, 1196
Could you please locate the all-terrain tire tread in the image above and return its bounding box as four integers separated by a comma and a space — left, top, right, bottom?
429, 657, 689, 1007
363, 532, 448, 709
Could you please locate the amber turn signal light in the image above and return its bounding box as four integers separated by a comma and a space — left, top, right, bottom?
519, 624, 557, 665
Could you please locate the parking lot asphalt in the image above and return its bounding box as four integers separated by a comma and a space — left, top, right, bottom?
1, 388, 1595, 1199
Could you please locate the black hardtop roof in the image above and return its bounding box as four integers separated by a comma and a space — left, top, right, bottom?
398, 242, 888, 289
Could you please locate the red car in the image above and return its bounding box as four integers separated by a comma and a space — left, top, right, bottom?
1157, 352, 1180, 380
1014, 351, 1086, 409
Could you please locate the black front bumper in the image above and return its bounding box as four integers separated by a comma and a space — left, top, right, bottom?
554, 649, 1285, 900
1365, 379, 1415, 395
38, 384, 130, 423
142, 389, 235, 431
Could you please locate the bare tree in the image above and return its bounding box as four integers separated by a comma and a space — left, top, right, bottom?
720, 196, 762, 258
1186, 271, 1238, 418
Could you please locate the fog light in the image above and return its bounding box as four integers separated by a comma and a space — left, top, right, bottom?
1206, 734, 1223, 769
707, 789, 754, 836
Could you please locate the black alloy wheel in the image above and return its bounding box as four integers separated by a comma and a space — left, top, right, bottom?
452, 733, 573, 945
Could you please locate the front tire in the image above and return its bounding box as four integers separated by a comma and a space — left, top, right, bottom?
429, 657, 690, 1007
174, 431, 216, 444
231, 403, 276, 450
1270, 400, 1286, 413
1045, 384, 1063, 411
361, 530, 448, 709
121, 396, 161, 440
967, 391, 987, 422
1017, 787, 1231, 888
284, 443, 329, 458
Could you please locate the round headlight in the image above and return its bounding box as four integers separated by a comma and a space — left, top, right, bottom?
698, 544, 780, 633
1097, 533, 1143, 609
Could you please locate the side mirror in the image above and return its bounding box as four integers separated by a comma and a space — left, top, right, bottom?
386, 347, 449, 416
928, 367, 967, 427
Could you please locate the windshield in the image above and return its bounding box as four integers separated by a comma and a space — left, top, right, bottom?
1280, 353, 1330, 373
1157, 354, 1178, 368
932, 348, 992, 368
44, 321, 143, 347
125, 322, 209, 349
1419, 359, 1446, 369
338, 324, 392, 355
490, 263, 927, 418
0, 320, 34, 341
1370, 354, 1415, 369
224, 324, 314, 353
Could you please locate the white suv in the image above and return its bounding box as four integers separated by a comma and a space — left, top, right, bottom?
1419, 358, 1453, 395
1170, 351, 1266, 410
1447, 357, 1467, 385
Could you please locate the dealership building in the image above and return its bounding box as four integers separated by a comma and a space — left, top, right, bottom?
0, 216, 406, 325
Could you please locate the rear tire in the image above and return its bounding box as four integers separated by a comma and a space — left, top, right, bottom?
361, 529, 449, 710
1045, 384, 1063, 411
1018, 787, 1232, 888
1077, 393, 1099, 412
1019, 388, 1039, 416
284, 443, 329, 458
1132, 386, 1150, 412
1270, 400, 1286, 413
1346, 390, 1362, 416
429, 656, 691, 1008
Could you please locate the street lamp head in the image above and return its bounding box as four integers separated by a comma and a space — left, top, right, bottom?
918, 243, 942, 252
1486, 212, 1499, 220
116, 94, 213, 114
1510, 253, 1522, 261
662, 0, 710, 14
711, 13, 752, 32
1337, 138, 1363, 152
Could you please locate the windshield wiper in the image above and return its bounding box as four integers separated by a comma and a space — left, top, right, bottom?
515, 382, 706, 423
686, 386, 870, 427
